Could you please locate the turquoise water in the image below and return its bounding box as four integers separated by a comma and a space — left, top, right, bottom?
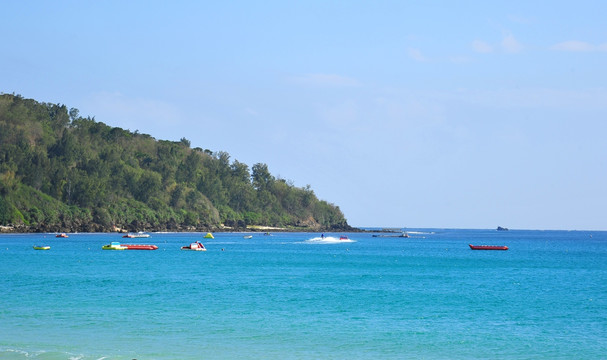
1, 230, 606, 359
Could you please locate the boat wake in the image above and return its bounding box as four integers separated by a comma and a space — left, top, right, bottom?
305, 236, 355, 244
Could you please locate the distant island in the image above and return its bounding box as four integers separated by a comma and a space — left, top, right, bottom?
497, 226, 509, 231
0, 94, 352, 233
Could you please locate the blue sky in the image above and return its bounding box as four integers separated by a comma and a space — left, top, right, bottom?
2, 1, 606, 230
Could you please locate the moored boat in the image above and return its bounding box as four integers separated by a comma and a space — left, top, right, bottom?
56, 233, 68, 238
122, 232, 150, 238
469, 244, 508, 250
102, 242, 127, 250
33, 245, 50, 250
181, 241, 206, 251
121, 244, 158, 250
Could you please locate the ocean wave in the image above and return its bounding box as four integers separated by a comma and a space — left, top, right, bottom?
0, 348, 89, 360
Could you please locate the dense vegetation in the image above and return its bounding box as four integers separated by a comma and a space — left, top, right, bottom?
0, 94, 351, 232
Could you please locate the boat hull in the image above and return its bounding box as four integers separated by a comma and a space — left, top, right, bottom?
181, 247, 207, 251
181, 242, 206, 251
102, 245, 127, 250
33, 246, 50, 250
121, 244, 158, 250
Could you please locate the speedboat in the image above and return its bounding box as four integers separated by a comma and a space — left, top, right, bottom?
469, 244, 508, 250
33, 245, 50, 250
102, 242, 127, 250
181, 241, 206, 251
56, 233, 68, 238
121, 244, 158, 250
243, 235, 253, 239
122, 232, 150, 238
339, 236, 349, 240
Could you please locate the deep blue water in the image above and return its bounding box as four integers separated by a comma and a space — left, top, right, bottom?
1, 229, 606, 359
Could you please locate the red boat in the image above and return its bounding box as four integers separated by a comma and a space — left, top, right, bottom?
469, 244, 508, 250
121, 244, 158, 250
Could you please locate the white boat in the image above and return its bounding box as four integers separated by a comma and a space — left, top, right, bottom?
181, 241, 207, 251
243, 235, 253, 239
123, 232, 151, 238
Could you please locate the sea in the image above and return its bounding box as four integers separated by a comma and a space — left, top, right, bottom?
0, 229, 605, 359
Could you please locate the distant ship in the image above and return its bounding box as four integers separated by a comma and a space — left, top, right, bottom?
497, 226, 509, 231
372, 232, 410, 238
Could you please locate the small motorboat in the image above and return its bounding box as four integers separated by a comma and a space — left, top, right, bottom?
56, 233, 68, 238
204, 232, 214, 239
243, 235, 253, 239
181, 241, 207, 251
121, 244, 158, 250
469, 244, 508, 250
339, 236, 349, 240
33, 245, 50, 250
122, 232, 150, 238
102, 242, 127, 250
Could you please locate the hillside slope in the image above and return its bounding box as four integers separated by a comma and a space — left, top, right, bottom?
0, 94, 351, 232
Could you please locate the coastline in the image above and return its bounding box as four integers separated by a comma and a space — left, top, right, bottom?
0, 223, 362, 234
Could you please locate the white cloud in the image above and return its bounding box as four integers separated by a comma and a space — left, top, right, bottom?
472, 40, 493, 53
551, 40, 607, 52
501, 34, 523, 53
290, 73, 360, 87
407, 48, 428, 62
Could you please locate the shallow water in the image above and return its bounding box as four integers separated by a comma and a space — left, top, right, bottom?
1, 230, 606, 359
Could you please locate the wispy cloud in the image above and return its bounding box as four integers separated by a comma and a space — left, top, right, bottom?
290, 73, 360, 87
471, 34, 522, 54
407, 48, 428, 62
551, 40, 607, 52
501, 34, 523, 53
472, 40, 493, 53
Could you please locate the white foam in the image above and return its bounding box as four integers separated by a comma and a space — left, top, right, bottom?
305, 236, 355, 244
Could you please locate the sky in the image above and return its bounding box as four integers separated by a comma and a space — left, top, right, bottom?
2, 1, 606, 230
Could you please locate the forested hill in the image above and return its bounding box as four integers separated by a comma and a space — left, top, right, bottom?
0, 94, 351, 233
